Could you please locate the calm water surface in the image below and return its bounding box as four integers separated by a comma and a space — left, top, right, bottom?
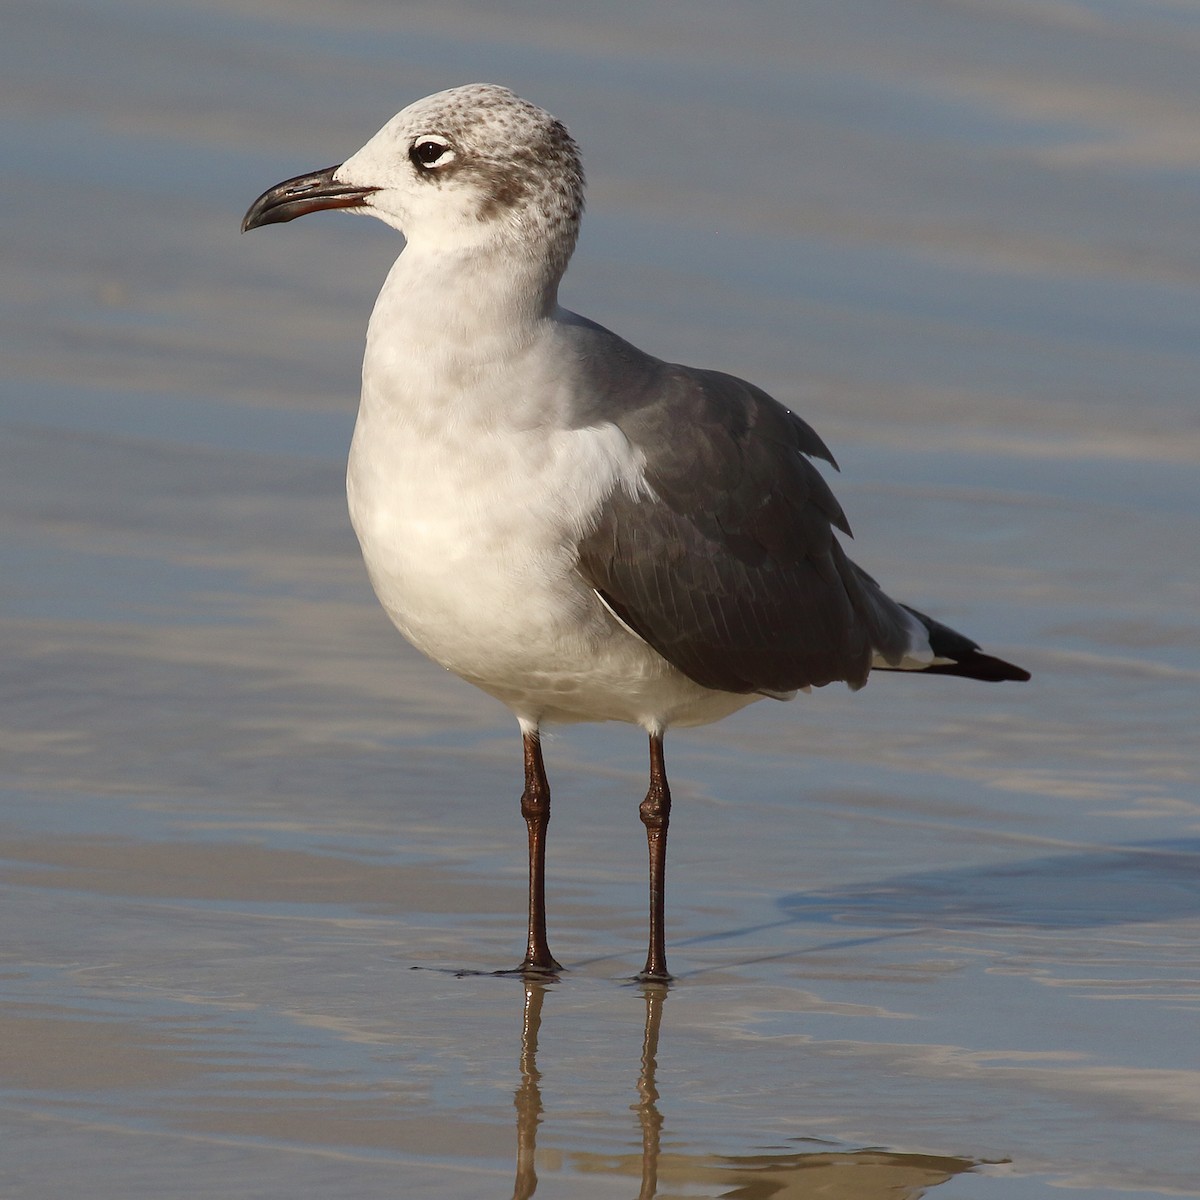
2, 1, 1199, 1196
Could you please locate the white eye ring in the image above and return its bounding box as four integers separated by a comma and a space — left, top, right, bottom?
410, 138, 454, 170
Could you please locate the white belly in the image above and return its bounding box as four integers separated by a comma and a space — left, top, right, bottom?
345, 398, 756, 730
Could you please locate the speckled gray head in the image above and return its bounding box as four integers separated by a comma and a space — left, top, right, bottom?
242, 84, 585, 271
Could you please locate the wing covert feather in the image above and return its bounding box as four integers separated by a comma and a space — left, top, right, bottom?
574, 358, 916, 694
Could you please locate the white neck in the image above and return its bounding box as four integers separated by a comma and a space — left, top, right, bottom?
366, 237, 564, 369
356, 236, 578, 438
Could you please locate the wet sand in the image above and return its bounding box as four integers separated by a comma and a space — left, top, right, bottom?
3, 1, 1199, 1196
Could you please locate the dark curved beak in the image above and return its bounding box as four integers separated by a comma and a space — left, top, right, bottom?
241, 165, 378, 232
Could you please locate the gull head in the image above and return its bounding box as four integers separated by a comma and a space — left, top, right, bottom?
242, 84, 585, 267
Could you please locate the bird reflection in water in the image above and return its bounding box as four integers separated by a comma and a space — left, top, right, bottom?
509, 981, 983, 1198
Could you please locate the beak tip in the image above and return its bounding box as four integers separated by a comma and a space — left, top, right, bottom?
240, 198, 284, 233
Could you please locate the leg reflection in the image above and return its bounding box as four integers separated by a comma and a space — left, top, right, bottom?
510, 980, 670, 1199
512, 979, 548, 1200
633, 982, 668, 1200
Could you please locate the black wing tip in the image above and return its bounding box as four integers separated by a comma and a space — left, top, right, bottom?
917, 652, 1031, 683
897, 604, 1030, 682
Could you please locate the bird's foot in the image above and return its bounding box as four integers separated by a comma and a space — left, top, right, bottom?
633, 968, 674, 986
494, 951, 563, 980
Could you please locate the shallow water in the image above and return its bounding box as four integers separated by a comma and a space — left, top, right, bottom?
2, 0, 1199, 1196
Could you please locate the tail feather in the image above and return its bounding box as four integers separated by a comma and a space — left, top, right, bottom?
874, 604, 1031, 683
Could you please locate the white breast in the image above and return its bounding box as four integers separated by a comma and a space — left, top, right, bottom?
348, 382, 619, 669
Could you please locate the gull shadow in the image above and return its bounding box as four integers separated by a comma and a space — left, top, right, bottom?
779, 839, 1200, 932
509, 980, 982, 1198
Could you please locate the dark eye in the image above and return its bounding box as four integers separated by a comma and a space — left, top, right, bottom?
410, 139, 451, 169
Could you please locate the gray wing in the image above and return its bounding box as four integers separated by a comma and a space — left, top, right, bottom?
566, 324, 917, 695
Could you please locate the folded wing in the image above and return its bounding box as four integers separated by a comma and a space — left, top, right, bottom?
569, 336, 1027, 694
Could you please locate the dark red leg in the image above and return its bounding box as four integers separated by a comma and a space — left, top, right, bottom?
638, 732, 673, 982
516, 731, 562, 975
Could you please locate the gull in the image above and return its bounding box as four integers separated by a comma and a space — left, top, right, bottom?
242, 84, 1029, 982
